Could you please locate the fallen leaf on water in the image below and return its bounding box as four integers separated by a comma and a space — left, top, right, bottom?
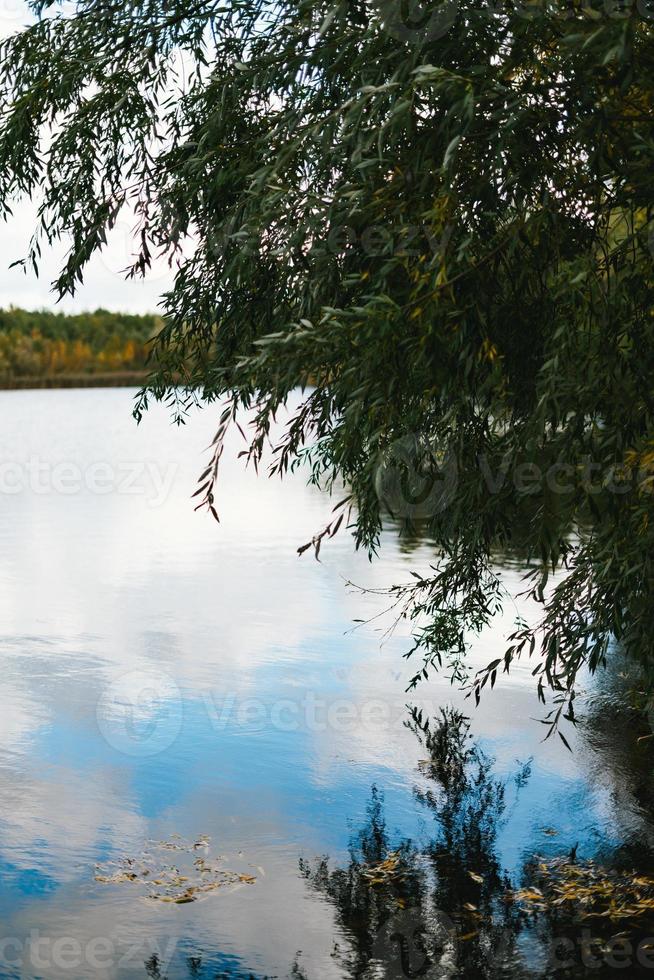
94, 834, 256, 904
513, 889, 545, 902
362, 852, 405, 887
94, 871, 138, 884
508, 858, 654, 926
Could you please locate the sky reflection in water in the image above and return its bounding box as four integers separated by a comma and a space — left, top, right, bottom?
0, 388, 652, 979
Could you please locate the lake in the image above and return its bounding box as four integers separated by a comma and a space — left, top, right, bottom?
0, 387, 653, 979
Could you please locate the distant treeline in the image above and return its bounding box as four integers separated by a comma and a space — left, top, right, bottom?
0, 307, 163, 384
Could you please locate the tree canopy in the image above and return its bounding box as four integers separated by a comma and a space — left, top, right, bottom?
1, 0, 653, 728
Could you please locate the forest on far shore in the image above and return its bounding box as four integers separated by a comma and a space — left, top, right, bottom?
0, 307, 162, 385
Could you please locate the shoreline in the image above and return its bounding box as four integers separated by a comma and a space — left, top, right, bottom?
0, 372, 149, 390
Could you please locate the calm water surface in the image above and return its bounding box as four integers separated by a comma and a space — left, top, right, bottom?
0, 388, 653, 979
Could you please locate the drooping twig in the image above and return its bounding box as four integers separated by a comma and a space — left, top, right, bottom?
297, 496, 352, 560
193, 402, 236, 522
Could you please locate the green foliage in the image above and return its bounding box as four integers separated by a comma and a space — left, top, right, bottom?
1, 0, 654, 721
0, 307, 160, 378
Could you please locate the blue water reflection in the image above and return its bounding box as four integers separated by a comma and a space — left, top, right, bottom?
0, 389, 650, 979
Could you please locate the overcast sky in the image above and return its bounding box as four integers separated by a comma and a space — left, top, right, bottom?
0, 4, 176, 315
0, 199, 176, 315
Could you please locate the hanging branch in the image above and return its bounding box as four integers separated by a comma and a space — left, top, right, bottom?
297, 496, 352, 561
193, 403, 236, 522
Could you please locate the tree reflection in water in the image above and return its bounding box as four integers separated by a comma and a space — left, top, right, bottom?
142, 706, 654, 979
300, 707, 533, 979
301, 707, 654, 978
